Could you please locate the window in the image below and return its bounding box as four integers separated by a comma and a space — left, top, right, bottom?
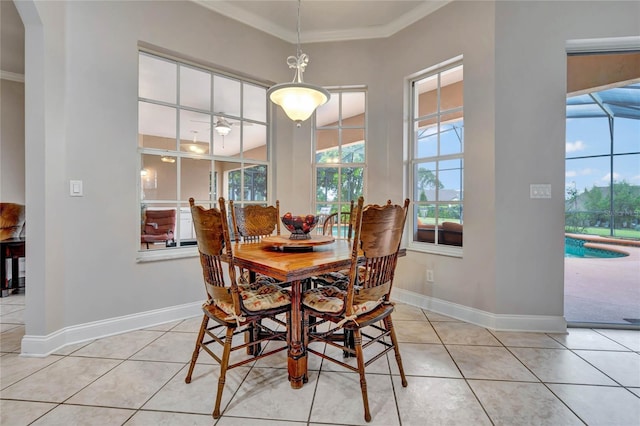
313, 90, 366, 236
138, 51, 270, 251
409, 61, 464, 249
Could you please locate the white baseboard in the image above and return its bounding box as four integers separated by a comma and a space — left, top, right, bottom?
391, 288, 567, 333
21, 289, 567, 357
21, 302, 201, 357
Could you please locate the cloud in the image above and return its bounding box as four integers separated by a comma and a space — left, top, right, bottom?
601, 172, 622, 182
565, 170, 577, 177
566, 140, 586, 153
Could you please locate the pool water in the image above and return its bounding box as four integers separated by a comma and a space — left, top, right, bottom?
565, 237, 628, 258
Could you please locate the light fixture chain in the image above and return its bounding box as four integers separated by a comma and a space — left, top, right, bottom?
296, 0, 302, 58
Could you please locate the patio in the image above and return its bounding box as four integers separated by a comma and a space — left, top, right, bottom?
564, 234, 640, 326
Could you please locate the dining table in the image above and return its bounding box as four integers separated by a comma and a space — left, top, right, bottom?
232, 236, 353, 389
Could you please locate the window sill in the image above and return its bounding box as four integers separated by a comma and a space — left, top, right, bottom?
407, 241, 463, 258
136, 246, 199, 263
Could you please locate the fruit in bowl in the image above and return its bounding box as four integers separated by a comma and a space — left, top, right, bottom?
281, 213, 318, 240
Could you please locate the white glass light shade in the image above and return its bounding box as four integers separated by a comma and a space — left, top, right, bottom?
268, 82, 330, 123
215, 122, 232, 136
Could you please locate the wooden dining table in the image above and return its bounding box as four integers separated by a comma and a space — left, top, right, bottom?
232, 237, 353, 389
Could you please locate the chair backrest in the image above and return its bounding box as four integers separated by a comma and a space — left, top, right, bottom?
345, 196, 410, 313
143, 209, 176, 236
189, 197, 240, 316
0, 203, 26, 241
229, 200, 280, 242
322, 200, 355, 239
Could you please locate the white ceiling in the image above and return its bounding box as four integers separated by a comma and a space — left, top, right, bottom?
194, 0, 451, 43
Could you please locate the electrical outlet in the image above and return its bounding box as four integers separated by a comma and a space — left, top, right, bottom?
426, 269, 434, 283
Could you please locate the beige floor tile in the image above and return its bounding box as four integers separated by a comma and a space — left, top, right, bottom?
31, 404, 134, 426
125, 410, 215, 425
171, 315, 205, 332
0, 322, 21, 332
0, 303, 24, 315
0, 400, 56, 426
394, 320, 441, 343
129, 330, 201, 363
1, 357, 120, 402
71, 330, 165, 359
319, 338, 392, 375
575, 349, 640, 387
510, 347, 618, 385
551, 328, 630, 350
220, 418, 306, 426
391, 303, 428, 321
51, 340, 94, 356
469, 380, 583, 425
492, 331, 566, 348
447, 345, 538, 381
310, 371, 400, 425
594, 328, 640, 351
143, 363, 250, 415
225, 366, 315, 422
393, 376, 491, 426
0, 353, 63, 389
0, 308, 24, 324
67, 359, 183, 409
0, 293, 25, 305
432, 322, 501, 346
389, 342, 462, 378
548, 384, 640, 426
423, 310, 461, 322
628, 387, 640, 397
0, 325, 24, 352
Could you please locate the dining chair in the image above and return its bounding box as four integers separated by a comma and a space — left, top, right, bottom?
185, 197, 291, 419
321, 199, 355, 238
312, 199, 356, 289
302, 196, 410, 422
229, 200, 283, 285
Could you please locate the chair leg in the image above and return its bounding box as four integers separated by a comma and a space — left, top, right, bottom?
384, 315, 407, 387
213, 326, 234, 419
185, 314, 208, 384
343, 329, 355, 357
353, 329, 371, 422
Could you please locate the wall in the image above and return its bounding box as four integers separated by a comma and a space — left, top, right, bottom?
11, 0, 640, 354
1, 0, 25, 204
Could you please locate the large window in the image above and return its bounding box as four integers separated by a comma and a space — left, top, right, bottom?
138, 51, 270, 251
409, 61, 464, 249
314, 90, 366, 236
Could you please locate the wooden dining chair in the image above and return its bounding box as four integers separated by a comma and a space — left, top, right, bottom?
302, 196, 410, 422
185, 197, 291, 419
321, 200, 355, 238
229, 200, 283, 285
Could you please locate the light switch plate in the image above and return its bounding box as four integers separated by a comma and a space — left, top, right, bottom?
70, 180, 83, 197
530, 184, 551, 199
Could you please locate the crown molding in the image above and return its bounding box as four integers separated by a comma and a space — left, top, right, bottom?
193, 0, 451, 44
566, 36, 640, 53
1, 70, 25, 82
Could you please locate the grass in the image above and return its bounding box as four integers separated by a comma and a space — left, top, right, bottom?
565, 227, 640, 240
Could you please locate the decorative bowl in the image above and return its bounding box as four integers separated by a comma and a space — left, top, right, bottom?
281, 213, 318, 240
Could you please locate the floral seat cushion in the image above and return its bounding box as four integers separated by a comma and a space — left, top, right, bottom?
302, 285, 382, 316
214, 282, 290, 316
311, 266, 367, 291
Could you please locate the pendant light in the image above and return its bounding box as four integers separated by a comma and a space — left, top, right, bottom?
267, 0, 330, 126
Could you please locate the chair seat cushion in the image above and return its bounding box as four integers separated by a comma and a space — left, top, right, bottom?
311, 266, 367, 291
239, 282, 291, 312
303, 285, 382, 316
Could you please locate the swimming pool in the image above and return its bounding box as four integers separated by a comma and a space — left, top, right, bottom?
565, 237, 629, 258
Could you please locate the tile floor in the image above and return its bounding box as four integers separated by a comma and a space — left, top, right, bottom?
1, 293, 639, 425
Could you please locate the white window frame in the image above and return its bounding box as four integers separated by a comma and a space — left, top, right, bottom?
313, 88, 367, 236
407, 58, 464, 257
137, 50, 271, 261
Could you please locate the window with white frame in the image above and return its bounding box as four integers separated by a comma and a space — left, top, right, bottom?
313, 89, 366, 237
410, 61, 464, 248
138, 51, 270, 251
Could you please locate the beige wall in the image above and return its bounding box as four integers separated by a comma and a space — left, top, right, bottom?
1, 80, 25, 204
